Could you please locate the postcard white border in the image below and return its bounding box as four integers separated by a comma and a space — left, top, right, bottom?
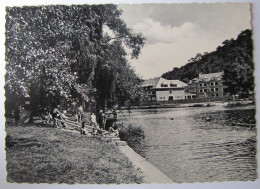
0, 0, 259, 189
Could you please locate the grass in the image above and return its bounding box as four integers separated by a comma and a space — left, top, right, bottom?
5, 124, 144, 184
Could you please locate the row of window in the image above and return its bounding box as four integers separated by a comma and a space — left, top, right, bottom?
200, 88, 219, 93
147, 91, 156, 95
148, 90, 175, 94
160, 83, 178, 87
159, 97, 166, 100
143, 86, 153, 90
199, 82, 219, 87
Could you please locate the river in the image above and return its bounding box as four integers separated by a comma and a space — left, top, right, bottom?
118, 103, 256, 183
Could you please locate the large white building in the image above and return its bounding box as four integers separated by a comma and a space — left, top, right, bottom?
142, 77, 190, 101
186, 72, 225, 99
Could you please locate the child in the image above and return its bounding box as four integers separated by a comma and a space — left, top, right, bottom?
81, 121, 86, 135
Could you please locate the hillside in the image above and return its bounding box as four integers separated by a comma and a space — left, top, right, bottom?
161, 29, 253, 84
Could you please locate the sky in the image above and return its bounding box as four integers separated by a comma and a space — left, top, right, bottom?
119, 3, 252, 79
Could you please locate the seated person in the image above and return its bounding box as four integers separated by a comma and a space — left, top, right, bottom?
108, 123, 119, 137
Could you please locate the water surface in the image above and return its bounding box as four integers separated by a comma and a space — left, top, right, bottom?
118, 104, 256, 183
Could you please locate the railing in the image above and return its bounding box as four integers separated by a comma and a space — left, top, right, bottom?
229, 122, 255, 126
56, 118, 94, 133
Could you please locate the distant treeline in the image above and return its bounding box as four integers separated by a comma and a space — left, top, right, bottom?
161, 29, 253, 84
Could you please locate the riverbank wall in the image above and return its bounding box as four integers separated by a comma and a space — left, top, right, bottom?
92, 133, 173, 183
118, 144, 173, 183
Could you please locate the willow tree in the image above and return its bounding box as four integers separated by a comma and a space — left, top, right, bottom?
92, 5, 145, 112
5, 4, 145, 115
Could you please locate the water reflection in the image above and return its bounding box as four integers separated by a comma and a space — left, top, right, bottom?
118, 105, 256, 183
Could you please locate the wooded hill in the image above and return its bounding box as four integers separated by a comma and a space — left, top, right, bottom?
161, 29, 253, 86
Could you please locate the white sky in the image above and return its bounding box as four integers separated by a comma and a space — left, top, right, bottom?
119, 3, 252, 79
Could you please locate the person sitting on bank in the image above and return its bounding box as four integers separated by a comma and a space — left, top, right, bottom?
43, 111, 52, 125
109, 123, 119, 137
53, 106, 67, 127
52, 106, 61, 127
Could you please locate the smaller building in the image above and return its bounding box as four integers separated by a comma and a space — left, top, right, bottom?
142, 77, 188, 101
187, 72, 224, 99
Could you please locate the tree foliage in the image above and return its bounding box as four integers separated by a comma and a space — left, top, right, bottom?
5, 5, 145, 114
161, 29, 254, 96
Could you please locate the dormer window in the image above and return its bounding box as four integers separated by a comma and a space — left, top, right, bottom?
161, 83, 168, 87
170, 83, 177, 87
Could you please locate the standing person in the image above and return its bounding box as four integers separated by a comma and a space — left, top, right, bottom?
127, 105, 131, 116
81, 121, 86, 135
90, 113, 97, 127
77, 105, 83, 122
99, 110, 106, 130
14, 105, 22, 126
90, 113, 99, 134
112, 108, 117, 120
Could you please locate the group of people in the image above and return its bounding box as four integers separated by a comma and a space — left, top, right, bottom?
83, 110, 119, 137
42, 104, 119, 137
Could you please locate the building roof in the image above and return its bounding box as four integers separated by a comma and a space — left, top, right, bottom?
199, 72, 223, 80
142, 77, 187, 89
156, 77, 187, 88
189, 72, 223, 83
142, 77, 160, 88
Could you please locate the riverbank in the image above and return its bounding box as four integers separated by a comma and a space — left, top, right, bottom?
120, 100, 254, 110
5, 124, 144, 184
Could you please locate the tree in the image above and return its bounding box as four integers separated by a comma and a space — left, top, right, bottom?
5, 5, 145, 115
222, 60, 254, 96
5, 5, 100, 113
161, 29, 254, 91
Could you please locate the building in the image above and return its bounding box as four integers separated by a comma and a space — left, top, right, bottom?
186, 72, 224, 99
142, 77, 189, 101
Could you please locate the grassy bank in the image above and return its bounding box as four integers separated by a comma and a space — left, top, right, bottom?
5, 124, 143, 184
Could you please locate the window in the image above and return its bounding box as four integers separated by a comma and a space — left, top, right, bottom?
211, 88, 214, 92
215, 82, 219, 85
169, 90, 172, 93
211, 82, 214, 86
200, 89, 203, 93
170, 83, 177, 87
204, 83, 207, 87
200, 83, 203, 87
161, 83, 168, 87
204, 89, 207, 92
152, 91, 156, 94
215, 88, 219, 91
216, 93, 219, 97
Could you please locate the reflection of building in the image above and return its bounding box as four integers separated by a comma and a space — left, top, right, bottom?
142, 77, 190, 101
186, 72, 224, 99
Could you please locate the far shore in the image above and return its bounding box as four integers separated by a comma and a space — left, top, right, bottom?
119, 100, 255, 110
